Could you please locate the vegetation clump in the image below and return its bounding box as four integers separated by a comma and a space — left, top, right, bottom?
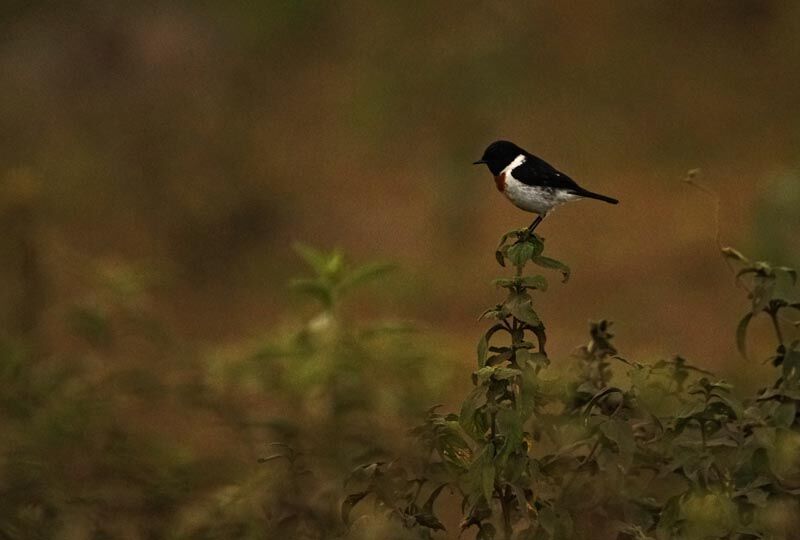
342, 229, 800, 540
3, 226, 799, 540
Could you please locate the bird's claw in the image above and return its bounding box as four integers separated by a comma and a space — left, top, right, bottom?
519, 227, 542, 243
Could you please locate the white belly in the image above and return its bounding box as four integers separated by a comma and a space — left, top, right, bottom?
504, 175, 580, 215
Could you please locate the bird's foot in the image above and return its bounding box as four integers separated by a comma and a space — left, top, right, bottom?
519, 227, 543, 243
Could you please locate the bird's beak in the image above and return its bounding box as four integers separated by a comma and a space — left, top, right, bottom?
473, 159, 487, 165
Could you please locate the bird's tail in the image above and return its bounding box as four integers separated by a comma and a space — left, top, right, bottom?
577, 189, 619, 205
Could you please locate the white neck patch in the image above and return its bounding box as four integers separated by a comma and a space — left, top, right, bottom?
501, 154, 526, 174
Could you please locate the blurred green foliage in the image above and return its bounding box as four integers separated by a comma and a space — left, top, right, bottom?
189, 245, 456, 537
0, 241, 455, 539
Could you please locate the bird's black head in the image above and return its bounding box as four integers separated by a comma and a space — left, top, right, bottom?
473, 140, 526, 176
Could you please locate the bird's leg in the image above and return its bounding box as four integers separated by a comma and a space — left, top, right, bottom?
526, 215, 544, 234
520, 214, 545, 242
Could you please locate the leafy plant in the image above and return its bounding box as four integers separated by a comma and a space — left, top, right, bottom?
342, 229, 800, 539
189, 245, 456, 539
289, 243, 397, 312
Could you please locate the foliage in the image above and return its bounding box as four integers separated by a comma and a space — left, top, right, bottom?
0, 244, 454, 540
4, 225, 800, 540
206, 244, 451, 455
0, 263, 231, 540
343, 230, 800, 539
183, 245, 456, 538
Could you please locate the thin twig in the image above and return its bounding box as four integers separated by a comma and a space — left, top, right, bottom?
684, 170, 747, 294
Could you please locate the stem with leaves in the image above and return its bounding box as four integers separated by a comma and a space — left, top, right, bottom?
459, 229, 571, 539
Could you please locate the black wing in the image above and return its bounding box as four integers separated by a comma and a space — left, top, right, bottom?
511, 154, 582, 191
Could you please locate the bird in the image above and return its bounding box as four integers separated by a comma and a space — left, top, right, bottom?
473, 140, 618, 233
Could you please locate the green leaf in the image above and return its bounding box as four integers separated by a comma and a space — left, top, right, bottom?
721, 246, 748, 262
477, 332, 488, 367
736, 312, 754, 359
481, 460, 495, 504
498, 229, 528, 250
460, 387, 488, 439
293, 243, 332, 275
492, 367, 522, 381
339, 262, 396, 293
495, 408, 524, 449
773, 402, 796, 428
491, 278, 514, 288
289, 278, 333, 308
529, 236, 545, 257
495, 229, 517, 250
713, 393, 744, 421
325, 249, 345, 276
506, 293, 541, 327
520, 275, 548, 290
525, 351, 550, 370
707, 380, 733, 394
473, 366, 497, 385
506, 242, 535, 268
531, 255, 571, 283
478, 305, 509, 321
485, 350, 513, 366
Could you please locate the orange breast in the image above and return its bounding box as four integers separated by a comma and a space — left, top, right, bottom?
494, 172, 506, 192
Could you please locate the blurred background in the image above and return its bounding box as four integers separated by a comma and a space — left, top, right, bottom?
2, 1, 800, 538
